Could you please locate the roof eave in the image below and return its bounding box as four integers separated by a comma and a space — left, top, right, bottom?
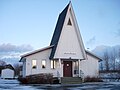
21, 45, 54, 58
85, 50, 102, 62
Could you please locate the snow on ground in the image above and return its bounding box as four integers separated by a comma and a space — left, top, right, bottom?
0, 79, 120, 90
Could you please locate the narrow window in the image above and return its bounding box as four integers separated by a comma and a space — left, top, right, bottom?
32, 60, 37, 69
74, 61, 79, 74
42, 60, 46, 68
67, 18, 72, 25
51, 60, 55, 69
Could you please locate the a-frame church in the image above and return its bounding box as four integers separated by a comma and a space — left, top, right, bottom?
20, 2, 101, 79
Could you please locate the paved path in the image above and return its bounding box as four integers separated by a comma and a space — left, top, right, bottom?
0, 79, 120, 90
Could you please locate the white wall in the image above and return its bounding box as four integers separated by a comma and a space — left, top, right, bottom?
23, 49, 63, 77
1, 69, 14, 79
23, 48, 99, 78
22, 60, 26, 77
54, 7, 85, 60
80, 54, 99, 77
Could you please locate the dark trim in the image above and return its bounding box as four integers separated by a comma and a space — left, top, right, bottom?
49, 3, 70, 59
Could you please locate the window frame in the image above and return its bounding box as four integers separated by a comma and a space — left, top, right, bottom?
32, 59, 37, 69
51, 60, 56, 69
42, 60, 46, 68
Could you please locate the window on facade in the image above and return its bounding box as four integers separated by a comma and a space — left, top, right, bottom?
51, 60, 56, 69
42, 60, 46, 68
67, 18, 72, 26
32, 60, 37, 69
74, 61, 79, 74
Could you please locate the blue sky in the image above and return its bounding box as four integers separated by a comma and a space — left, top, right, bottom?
0, 0, 120, 51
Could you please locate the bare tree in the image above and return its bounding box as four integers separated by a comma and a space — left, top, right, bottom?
0, 60, 6, 66
110, 48, 116, 70
117, 48, 120, 70
13, 63, 21, 76
103, 51, 109, 71
99, 62, 103, 71
0, 60, 7, 75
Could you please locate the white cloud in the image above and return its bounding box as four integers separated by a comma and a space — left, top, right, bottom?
0, 43, 33, 53
86, 36, 96, 49
0, 43, 33, 64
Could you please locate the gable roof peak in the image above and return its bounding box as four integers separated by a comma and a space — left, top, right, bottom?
49, 2, 87, 59
59, 1, 73, 15
68, 1, 72, 6
50, 2, 71, 59
69, 1, 71, 3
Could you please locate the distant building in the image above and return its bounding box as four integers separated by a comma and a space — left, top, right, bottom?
20, 2, 101, 79
1, 64, 15, 79
1, 68, 14, 79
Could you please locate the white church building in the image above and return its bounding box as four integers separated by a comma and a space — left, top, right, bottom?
20, 2, 101, 79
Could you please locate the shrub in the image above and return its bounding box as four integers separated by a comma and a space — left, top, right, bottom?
18, 73, 53, 84
18, 76, 28, 84
84, 76, 103, 82
52, 77, 60, 84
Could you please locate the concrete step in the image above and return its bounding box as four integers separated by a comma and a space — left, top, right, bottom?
61, 77, 82, 84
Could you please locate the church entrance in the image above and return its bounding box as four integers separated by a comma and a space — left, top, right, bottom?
63, 61, 72, 77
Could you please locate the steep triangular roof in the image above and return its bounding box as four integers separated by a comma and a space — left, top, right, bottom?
50, 2, 86, 59
50, 3, 70, 59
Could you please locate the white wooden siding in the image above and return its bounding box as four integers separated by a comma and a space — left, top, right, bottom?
23, 49, 63, 77
1, 69, 14, 79
54, 7, 85, 59
80, 53, 99, 77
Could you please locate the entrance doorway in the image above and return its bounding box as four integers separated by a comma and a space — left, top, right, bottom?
63, 61, 72, 77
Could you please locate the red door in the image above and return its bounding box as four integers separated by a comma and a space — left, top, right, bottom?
63, 61, 72, 77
